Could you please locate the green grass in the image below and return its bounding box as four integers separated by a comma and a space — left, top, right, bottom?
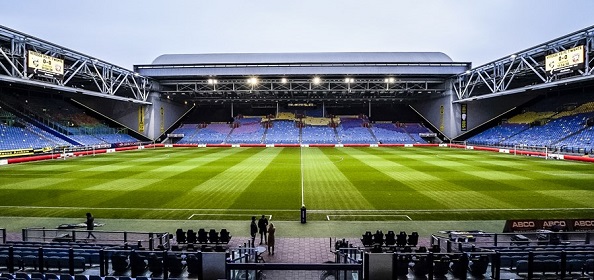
0, 147, 593, 221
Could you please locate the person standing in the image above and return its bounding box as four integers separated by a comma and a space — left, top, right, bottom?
267, 223, 276, 255
86, 212, 96, 239
250, 216, 258, 247
258, 215, 269, 245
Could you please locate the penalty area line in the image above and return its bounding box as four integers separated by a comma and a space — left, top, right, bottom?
326, 214, 412, 221
187, 213, 274, 220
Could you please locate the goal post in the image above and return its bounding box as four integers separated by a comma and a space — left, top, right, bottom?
449, 140, 467, 149
513, 144, 548, 159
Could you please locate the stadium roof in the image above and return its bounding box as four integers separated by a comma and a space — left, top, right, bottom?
136, 51, 469, 103
151, 52, 454, 65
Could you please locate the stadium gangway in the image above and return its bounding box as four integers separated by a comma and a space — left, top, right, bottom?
22, 228, 171, 251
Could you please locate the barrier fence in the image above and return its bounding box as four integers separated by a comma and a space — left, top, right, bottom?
22, 228, 170, 251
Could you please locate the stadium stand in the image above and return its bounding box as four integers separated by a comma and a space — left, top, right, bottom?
466, 94, 594, 154
337, 117, 375, 144
264, 120, 300, 144
226, 117, 265, 144
371, 123, 414, 144
177, 123, 231, 144
0, 109, 71, 150
0, 93, 138, 148
301, 125, 337, 144
402, 123, 431, 143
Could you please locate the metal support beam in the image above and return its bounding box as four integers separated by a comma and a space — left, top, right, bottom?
0, 24, 154, 102
453, 25, 594, 101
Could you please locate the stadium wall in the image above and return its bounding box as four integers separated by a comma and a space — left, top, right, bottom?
76, 93, 189, 140
412, 86, 535, 139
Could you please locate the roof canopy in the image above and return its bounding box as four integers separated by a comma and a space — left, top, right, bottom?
151, 52, 454, 65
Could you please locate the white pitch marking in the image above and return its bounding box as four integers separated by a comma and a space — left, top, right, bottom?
326, 214, 412, 221
2, 206, 592, 213
187, 213, 274, 220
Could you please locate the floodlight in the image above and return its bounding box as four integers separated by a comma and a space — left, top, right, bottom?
134, 72, 139, 77
312, 77, 321, 85
208, 79, 218, 84
281, 77, 288, 84
465, 70, 471, 75
385, 77, 395, 83
510, 54, 517, 59
247, 77, 258, 85
345, 78, 354, 83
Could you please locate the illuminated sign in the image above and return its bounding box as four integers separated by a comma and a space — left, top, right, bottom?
461, 103, 467, 131
138, 106, 145, 132
27, 50, 64, 78
545, 45, 584, 75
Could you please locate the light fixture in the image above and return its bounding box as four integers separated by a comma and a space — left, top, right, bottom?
345, 78, 354, 83
247, 77, 258, 85
208, 79, 218, 84
312, 77, 321, 85
384, 77, 395, 83
281, 77, 288, 84
510, 54, 517, 59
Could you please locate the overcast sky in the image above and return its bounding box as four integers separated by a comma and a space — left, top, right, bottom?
2, 0, 594, 70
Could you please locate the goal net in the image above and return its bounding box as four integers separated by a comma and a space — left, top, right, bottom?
449, 140, 468, 149
513, 145, 549, 159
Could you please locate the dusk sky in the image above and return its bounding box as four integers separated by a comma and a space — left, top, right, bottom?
2, 0, 594, 70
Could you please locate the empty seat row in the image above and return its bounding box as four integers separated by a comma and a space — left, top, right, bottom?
0, 253, 90, 272
361, 230, 418, 247
175, 229, 231, 245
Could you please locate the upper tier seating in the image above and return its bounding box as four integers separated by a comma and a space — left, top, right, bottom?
507, 111, 556, 124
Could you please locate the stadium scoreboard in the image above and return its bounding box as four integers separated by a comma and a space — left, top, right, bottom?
545, 45, 584, 75
27, 50, 64, 78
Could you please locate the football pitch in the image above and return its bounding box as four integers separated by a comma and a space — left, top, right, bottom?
0, 147, 593, 222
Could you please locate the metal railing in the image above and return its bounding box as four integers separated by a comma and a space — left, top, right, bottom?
22, 228, 170, 251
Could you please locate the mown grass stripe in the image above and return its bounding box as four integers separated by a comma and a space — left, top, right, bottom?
0, 147, 593, 221
345, 147, 516, 210
229, 148, 302, 210
397, 148, 594, 209
180, 148, 283, 209
303, 147, 374, 210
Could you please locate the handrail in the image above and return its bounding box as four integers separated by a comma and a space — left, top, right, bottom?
226, 262, 362, 271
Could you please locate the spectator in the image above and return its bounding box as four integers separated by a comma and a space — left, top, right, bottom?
258, 214, 269, 245
267, 223, 276, 255
250, 216, 257, 246
86, 212, 96, 239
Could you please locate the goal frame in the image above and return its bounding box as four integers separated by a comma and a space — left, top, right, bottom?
513, 144, 549, 159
